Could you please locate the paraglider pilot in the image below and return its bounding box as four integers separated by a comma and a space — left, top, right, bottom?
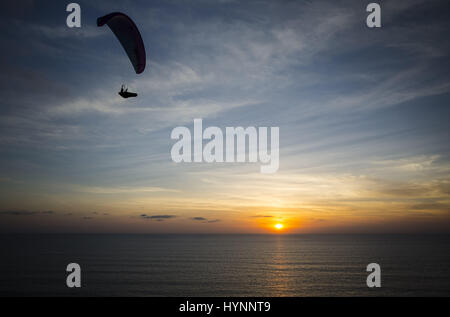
118, 84, 138, 98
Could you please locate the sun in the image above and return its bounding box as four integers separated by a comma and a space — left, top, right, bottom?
274, 223, 284, 230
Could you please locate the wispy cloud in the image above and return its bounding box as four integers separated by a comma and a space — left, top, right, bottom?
140, 214, 176, 221
190, 217, 220, 223
0, 210, 55, 216
71, 185, 179, 194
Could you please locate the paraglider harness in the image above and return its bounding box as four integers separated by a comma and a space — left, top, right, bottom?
118, 85, 138, 98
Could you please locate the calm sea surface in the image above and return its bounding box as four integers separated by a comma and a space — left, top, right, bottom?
0, 234, 449, 296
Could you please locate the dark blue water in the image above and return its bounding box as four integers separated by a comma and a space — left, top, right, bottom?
0, 234, 449, 296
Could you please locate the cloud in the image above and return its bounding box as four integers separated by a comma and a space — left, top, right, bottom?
140, 214, 176, 221
0, 210, 54, 216
29, 24, 105, 40
251, 215, 273, 218
190, 217, 220, 223
371, 155, 445, 173
410, 203, 448, 212
191, 216, 207, 221
70, 185, 179, 195
2, 0, 449, 151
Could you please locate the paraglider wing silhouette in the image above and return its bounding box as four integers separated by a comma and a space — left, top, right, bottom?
97, 12, 146, 74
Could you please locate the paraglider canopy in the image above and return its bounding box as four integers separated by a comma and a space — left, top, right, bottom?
97, 12, 146, 74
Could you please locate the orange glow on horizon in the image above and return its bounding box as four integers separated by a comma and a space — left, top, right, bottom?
250, 215, 302, 233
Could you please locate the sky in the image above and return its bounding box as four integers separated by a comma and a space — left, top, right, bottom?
0, 0, 449, 234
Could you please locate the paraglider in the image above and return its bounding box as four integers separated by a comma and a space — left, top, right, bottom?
97, 12, 146, 98
119, 85, 137, 98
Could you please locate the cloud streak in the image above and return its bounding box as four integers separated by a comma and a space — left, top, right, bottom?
140, 214, 176, 221
190, 217, 220, 223
0, 210, 55, 216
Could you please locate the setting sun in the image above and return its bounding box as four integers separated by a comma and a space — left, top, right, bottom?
274, 223, 284, 230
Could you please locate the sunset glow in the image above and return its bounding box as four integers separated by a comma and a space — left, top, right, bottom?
275, 223, 284, 230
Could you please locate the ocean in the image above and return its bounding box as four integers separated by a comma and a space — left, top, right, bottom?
0, 234, 449, 296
